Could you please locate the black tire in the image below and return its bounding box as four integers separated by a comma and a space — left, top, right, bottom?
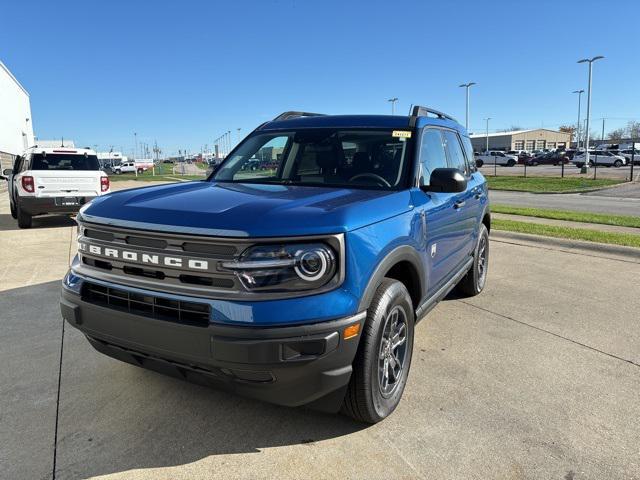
507, 160, 516, 167
575, 163, 583, 169
476, 160, 483, 168
342, 278, 414, 424
613, 160, 622, 168
10, 199, 17, 219
17, 202, 32, 229
137, 168, 144, 174
456, 223, 489, 297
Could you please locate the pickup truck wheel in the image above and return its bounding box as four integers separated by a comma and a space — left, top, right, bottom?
342, 278, 414, 424
17, 202, 32, 229
456, 224, 489, 296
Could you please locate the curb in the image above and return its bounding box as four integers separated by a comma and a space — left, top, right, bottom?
489, 180, 638, 196
490, 230, 640, 261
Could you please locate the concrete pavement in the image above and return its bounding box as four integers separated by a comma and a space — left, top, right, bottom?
1, 187, 639, 479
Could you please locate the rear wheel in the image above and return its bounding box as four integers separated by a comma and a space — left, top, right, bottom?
456, 224, 489, 297
342, 278, 414, 424
575, 163, 583, 169
17, 202, 32, 229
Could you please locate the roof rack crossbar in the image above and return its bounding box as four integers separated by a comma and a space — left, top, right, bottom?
272, 111, 326, 122
409, 105, 458, 127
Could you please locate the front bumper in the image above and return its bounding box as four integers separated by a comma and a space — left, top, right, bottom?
20, 196, 96, 216
60, 284, 365, 409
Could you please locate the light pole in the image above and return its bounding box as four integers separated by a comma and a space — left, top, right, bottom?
387, 97, 398, 115
237, 128, 242, 144
484, 117, 491, 152
577, 55, 604, 173
134, 132, 138, 160
459, 82, 476, 131
573, 89, 584, 150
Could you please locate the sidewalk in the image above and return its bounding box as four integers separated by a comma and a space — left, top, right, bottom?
492, 212, 640, 236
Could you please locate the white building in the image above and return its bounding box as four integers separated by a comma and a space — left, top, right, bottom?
0, 61, 34, 163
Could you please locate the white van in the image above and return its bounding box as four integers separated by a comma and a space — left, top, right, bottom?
0, 147, 110, 228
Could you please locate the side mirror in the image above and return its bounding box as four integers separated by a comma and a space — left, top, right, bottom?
421, 168, 467, 193
2, 168, 12, 176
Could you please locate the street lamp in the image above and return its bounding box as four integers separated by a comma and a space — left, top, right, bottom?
577, 56, 605, 173
483, 117, 491, 152
572, 89, 584, 150
459, 82, 476, 131
387, 97, 398, 115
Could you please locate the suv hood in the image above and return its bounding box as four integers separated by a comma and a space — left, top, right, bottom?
80, 181, 411, 237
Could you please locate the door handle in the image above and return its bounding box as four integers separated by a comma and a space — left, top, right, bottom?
454, 200, 466, 209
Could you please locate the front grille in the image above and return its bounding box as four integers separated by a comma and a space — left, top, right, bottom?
81, 281, 211, 327
77, 222, 243, 297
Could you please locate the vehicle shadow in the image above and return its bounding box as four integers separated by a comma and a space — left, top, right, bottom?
0, 213, 75, 231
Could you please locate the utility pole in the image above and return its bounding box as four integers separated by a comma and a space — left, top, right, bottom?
458, 82, 476, 131
387, 98, 398, 115
573, 89, 584, 150
577, 56, 605, 173
134, 132, 138, 160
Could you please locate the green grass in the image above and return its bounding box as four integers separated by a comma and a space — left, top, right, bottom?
486, 176, 623, 193
493, 218, 640, 249
109, 173, 204, 182
492, 204, 640, 229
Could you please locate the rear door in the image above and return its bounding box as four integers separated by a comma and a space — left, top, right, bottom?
28, 153, 102, 197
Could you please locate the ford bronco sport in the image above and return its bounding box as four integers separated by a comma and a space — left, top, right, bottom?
60, 106, 490, 423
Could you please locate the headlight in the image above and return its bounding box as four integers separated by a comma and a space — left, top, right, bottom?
222, 243, 338, 292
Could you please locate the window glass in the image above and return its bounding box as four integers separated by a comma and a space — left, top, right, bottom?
442, 130, 467, 174
30, 154, 101, 170
460, 135, 476, 171
214, 129, 411, 190
419, 129, 447, 185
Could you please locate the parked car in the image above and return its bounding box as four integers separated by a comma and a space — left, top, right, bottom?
0, 147, 110, 228
60, 106, 490, 424
572, 150, 627, 168
476, 150, 517, 167
526, 151, 570, 166
617, 149, 640, 166
112, 161, 153, 174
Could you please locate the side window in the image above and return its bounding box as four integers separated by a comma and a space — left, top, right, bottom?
419, 129, 447, 185
442, 130, 467, 174
460, 135, 476, 171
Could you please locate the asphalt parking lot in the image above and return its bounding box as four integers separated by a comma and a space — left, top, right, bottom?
479, 163, 639, 181
1, 185, 639, 480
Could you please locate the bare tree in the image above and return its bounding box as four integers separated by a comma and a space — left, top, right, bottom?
627, 121, 640, 139
608, 128, 626, 141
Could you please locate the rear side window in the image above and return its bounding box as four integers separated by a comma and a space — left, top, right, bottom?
442, 130, 467, 174
30, 154, 100, 171
460, 135, 475, 171
419, 129, 447, 185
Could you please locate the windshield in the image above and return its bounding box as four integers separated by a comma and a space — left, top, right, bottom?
212, 129, 413, 190
31, 153, 101, 171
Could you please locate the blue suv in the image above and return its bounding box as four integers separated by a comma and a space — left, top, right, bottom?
61, 106, 490, 423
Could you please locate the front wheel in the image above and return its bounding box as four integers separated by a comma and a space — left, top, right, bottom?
507, 160, 516, 167
613, 160, 623, 168
342, 278, 414, 424
456, 223, 489, 296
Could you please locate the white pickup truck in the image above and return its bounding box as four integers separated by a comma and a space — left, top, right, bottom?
112, 160, 154, 174
0, 147, 110, 228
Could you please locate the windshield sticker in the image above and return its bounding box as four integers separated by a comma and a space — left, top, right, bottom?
392, 130, 412, 138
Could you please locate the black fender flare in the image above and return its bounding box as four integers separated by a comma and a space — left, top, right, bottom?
357, 245, 425, 312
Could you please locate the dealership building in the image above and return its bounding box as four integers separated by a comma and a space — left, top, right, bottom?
0, 61, 34, 170
470, 129, 572, 153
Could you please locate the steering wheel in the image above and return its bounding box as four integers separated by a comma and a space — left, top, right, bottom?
349, 173, 391, 188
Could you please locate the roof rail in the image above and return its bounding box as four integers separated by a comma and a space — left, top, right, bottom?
272, 111, 326, 122
409, 105, 458, 127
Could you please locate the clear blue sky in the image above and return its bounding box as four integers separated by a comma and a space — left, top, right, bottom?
1, 0, 638, 156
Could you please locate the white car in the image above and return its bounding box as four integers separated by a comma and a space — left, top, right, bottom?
0, 146, 110, 228
617, 149, 639, 165
475, 151, 518, 167
571, 150, 627, 168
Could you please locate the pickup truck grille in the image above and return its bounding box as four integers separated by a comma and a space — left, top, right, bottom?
81, 281, 210, 327
75, 221, 248, 299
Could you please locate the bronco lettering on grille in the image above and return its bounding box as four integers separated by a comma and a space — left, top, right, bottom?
79, 241, 209, 270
